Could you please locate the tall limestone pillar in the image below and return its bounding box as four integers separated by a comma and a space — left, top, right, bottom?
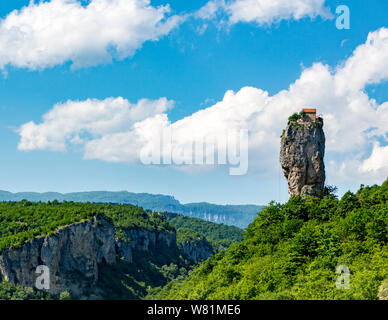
280, 115, 325, 197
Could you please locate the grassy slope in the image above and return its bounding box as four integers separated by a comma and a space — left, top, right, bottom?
151, 179, 388, 300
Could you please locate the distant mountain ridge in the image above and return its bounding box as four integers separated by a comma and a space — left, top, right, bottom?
0, 190, 263, 228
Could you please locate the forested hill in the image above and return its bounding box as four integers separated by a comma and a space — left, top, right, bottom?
0, 202, 244, 299
164, 212, 244, 252
0, 191, 263, 228
150, 179, 388, 300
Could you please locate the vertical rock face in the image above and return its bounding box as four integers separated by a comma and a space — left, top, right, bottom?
115, 228, 176, 264
179, 239, 214, 264
0, 217, 177, 297
0, 216, 116, 296
280, 120, 325, 197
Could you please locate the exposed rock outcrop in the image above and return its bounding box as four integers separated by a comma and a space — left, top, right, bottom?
115, 227, 176, 264
0, 216, 116, 296
0, 216, 176, 298
280, 119, 325, 197
179, 238, 213, 264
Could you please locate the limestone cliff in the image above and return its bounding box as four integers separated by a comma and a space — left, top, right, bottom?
280, 119, 325, 197
179, 238, 214, 264
115, 227, 176, 264
0, 216, 177, 298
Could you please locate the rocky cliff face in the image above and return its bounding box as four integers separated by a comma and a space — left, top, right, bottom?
0, 216, 176, 298
0, 216, 116, 296
115, 227, 176, 264
179, 238, 214, 264
280, 120, 325, 197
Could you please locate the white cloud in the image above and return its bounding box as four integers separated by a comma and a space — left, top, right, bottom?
196, 0, 332, 26
196, 0, 223, 20
17, 28, 388, 185
0, 0, 334, 71
0, 0, 183, 70
360, 143, 388, 175
83, 114, 170, 162
335, 27, 388, 93
18, 97, 174, 151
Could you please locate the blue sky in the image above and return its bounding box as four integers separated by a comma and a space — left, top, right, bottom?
0, 0, 387, 205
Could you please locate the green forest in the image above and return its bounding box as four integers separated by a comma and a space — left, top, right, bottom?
164, 212, 244, 252
0, 201, 244, 299
150, 179, 388, 300
0, 191, 263, 228
0, 180, 387, 300
0, 201, 173, 252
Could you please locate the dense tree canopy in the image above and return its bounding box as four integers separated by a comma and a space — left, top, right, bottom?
151, 179, 388, 300
0, 281, 51, 300
0, 201, 243, 300
0, 201, 173, 252
164, 212, 244, 252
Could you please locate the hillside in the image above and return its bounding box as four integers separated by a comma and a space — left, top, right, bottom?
0, 201, 172, 252
164, 212, 244, 252
0, 202, 243, 299
0, 191, 263, 228
0, 202, 181, 299
150, 179, 388, 300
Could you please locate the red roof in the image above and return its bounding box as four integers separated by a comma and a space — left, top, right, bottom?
302, 108, 316, 113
